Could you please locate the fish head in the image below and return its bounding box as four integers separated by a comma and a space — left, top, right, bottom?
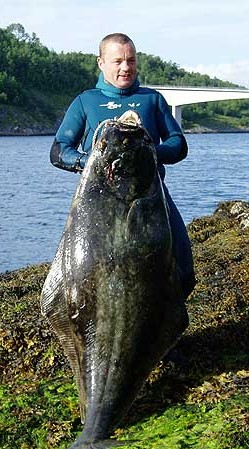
93, 111, 157, 201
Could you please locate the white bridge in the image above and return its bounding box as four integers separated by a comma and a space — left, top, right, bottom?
149, 85, 249, 127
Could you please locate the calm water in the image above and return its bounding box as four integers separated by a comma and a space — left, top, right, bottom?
0, 133, 248, 273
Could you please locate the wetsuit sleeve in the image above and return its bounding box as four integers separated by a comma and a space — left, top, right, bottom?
50, 95, 87, 172
155, 93, 188, 165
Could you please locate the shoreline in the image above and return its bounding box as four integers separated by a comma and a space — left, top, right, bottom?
0, 132, 55, 137
1, 129, 249, 137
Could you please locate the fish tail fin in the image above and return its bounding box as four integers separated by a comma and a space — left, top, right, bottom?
94, 440, 132, 448
69, 437, 135, 448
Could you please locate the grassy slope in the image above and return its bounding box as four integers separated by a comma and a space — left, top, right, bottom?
0, 201, 249, 449
0, 91, 73, 135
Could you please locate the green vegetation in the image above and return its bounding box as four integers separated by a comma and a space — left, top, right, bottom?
0, 24, 98, 134
0, 23, 248, 134
183, 100, 249, 131
1, 201, 248, 449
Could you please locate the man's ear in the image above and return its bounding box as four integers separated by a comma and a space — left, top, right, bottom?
97, 56, 103, 71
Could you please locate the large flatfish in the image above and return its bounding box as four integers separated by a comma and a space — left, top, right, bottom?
40, 111, 188, 448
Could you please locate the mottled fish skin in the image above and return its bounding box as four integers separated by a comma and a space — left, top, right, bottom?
40, 112, 189, 449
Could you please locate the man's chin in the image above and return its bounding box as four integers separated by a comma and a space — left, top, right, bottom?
117, 78, 134, 89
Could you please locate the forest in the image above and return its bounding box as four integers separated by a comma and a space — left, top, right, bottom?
0, 23, 249, 132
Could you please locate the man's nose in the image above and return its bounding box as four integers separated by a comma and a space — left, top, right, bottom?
120, 60, 129, 71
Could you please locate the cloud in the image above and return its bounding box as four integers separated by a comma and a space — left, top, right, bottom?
182, 60, 249, 88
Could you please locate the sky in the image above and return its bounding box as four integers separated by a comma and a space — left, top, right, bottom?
1, 0, 249, 88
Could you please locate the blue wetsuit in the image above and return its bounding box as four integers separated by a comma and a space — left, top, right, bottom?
50, 73, 195, 297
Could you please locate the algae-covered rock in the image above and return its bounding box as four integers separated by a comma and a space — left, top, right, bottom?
0, 263, 70, 382
0, 200, 248, 448
182, 201, 249, 377
187, 201, 248, 345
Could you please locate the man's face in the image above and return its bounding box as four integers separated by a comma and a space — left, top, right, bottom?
97, 41, 137, 89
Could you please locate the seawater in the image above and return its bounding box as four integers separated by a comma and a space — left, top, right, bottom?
0, 133, 248, 273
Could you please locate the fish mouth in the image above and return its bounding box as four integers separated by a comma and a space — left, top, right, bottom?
95, 111, 150, 151
117, 110, 142, 127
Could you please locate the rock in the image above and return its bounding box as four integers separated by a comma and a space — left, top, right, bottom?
230, 201, 249, 228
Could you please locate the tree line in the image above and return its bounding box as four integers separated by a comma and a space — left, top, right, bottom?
0, 24, 99, 105
0, 23, 248, 130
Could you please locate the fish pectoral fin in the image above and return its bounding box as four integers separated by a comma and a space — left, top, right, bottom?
126, 198, 147, 240
125, 194, 169, 244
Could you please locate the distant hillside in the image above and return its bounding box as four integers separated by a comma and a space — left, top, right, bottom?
0, 23, 249, 134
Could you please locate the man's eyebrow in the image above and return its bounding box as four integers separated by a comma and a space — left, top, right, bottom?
112, 56, 136, 62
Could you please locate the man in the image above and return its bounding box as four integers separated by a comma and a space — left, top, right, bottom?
50, 32, 195, 298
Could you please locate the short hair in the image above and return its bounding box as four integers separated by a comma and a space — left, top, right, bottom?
99, 33, 136, 57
